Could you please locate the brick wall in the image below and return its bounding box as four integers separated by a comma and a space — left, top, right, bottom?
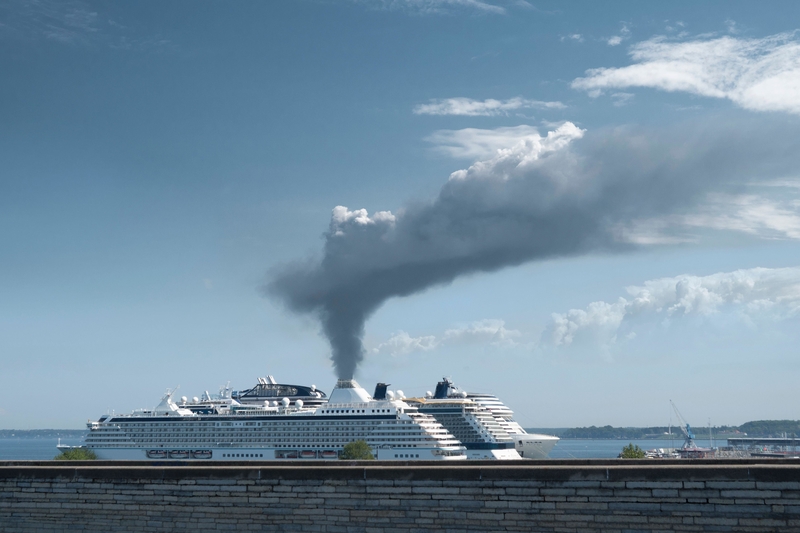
1, 460, 799, 532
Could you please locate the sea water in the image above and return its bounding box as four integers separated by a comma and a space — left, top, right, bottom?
0, 438, 84, 461
549, 438, 718, 459
0, 437, 719, 461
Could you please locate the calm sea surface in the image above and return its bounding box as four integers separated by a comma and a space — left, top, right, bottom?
0, 437, 719, 461
0, 438, 84, 460
548, 438, 717, 459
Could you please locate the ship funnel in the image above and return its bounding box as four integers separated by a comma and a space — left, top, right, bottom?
335, 378, 359, 389
373, 383, 389, 400
433, 377, 455, 399
329, 379, 372, 404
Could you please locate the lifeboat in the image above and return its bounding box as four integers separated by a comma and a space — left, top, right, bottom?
321, 450, 338, 459
146, 450, 167, 459
192, 450, 212, 459
169, 450, 190, 459
275, 450, 298, 459
300, 450, 317, 459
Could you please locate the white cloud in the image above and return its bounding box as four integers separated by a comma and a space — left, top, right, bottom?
550, 299, 628, 346
618, 189, 800, 244
425, 122, 584, 167
414, 97, 565, 116
0, 0, 99, 44
0, 0, 173, 51
757, 178, 800, 189
329, 206, 396, 237
446, 122, 585, 181
443, 319, 521, 347
572, 32, 800, 114
611, 92, 634, 106
371, 319, 521, 355
547, 266, 800, 346
372, 331, 439, 356
357, 0, 505, 15
426, 125, 540, 159
607, 24, 631, 46
681, 194, 800, 240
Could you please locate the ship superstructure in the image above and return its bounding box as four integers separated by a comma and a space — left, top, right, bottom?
402, 382, 520, 459
409, 378, 559, 459
232, 375, 328, 408
79, 379, 466, 461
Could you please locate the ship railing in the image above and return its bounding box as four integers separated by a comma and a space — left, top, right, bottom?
317, 402, 382, 412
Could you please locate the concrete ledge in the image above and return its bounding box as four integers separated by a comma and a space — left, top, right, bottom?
2, 459, 800, 482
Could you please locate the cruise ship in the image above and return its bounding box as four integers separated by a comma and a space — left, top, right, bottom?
407, 378, 559, 459
401, 384, 521, 460
75, 379, 466, 461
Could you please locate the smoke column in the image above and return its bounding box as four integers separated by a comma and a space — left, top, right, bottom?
266, 119, 799, 379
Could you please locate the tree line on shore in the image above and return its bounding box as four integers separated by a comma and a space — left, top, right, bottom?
530, 420, 800, 439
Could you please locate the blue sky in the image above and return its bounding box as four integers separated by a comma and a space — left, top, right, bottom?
2, 0, 800, 429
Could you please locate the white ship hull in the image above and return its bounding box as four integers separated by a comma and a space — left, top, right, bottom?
465, 448, 521, 460
514, 434, 559, 459
90, 446, 465, 461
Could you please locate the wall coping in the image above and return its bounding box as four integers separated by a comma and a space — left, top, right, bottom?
3, 459, 800, 482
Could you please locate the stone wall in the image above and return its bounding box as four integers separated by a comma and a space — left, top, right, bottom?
2, 459, 800, 532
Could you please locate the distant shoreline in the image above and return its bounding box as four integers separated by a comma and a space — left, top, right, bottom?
527, 429, 742, 440
527, 422, 800, 440
0, 430, 85, 438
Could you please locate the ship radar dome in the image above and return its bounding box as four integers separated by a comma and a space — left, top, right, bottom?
281, 397, 290, 407
387, 390, 395, 400
296, 400, 304, 408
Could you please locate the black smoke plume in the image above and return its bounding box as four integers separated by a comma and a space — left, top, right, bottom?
266, 118, 800, 379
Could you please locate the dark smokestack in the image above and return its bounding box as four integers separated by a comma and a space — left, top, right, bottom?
373, 383, 389, 400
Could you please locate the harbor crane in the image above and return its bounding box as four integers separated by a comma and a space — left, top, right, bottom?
670, 400, 697, 450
